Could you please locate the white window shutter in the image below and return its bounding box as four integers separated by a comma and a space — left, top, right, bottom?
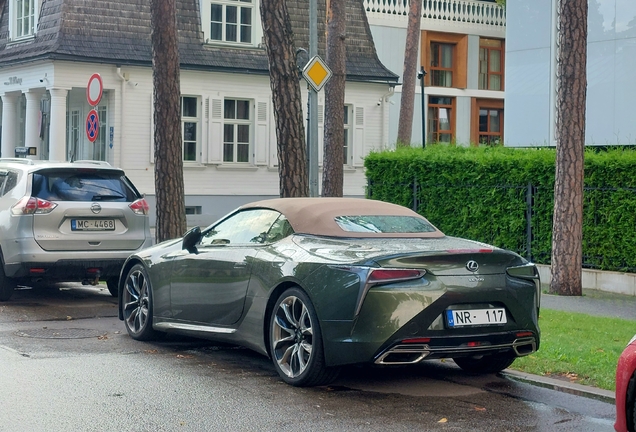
208, 98, 223, 163
353, 106, 365, 167
255, 100, 268, 165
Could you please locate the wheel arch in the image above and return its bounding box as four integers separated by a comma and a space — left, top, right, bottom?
262, 281, 307, 358
117, 257, 145, 320
626, 371, 636, 431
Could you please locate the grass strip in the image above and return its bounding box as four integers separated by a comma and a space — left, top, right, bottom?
509, 309, 636, 391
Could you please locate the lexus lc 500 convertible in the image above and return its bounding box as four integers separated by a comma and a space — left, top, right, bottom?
118, 197, 540, 387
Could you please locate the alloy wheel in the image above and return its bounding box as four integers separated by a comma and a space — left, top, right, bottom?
123, 268, 150, 335
271, 295, 314, 378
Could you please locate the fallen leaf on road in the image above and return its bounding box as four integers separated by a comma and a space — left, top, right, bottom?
474, 407, 486, 411
97, 335, 108, 340
438, 418, 448, 423
66, 316, 73, 320
176, 354, 193, 359
144, 349, 158, 354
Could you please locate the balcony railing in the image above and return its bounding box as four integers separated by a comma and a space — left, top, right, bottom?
364, 0, 506, 32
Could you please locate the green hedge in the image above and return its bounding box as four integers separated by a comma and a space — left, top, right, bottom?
364, 145, 636, 272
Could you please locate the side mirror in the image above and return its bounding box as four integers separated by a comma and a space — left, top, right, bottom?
182, 226, 202, 254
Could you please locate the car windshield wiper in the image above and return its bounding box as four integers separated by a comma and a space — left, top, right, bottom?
92, 194, 125, 201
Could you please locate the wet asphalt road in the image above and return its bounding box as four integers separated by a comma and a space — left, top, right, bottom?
0, 284, 617, 431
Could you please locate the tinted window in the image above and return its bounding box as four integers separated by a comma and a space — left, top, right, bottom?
201, 209, 282, 245
334, 215, 437, 233
0, 170, 18, 197
32, 169, 139, 202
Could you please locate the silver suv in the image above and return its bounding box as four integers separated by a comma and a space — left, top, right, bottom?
0, 159, 152, 301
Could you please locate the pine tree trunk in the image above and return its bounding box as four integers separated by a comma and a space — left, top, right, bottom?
396, 0, 422, 147
550, 0, 587, 296
322, 0, 346, 197
150, 0, 187, 242
260, 0, 309, 197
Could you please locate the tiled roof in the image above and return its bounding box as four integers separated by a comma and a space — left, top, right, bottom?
0, 0, 397, 83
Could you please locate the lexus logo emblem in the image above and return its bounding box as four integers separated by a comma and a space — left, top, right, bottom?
466, 260, 479, 272
90, 203, 102, 214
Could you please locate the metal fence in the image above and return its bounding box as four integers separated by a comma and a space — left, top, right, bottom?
367, 179, 636, 272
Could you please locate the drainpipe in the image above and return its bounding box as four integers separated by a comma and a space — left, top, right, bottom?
116, 66, 128, 168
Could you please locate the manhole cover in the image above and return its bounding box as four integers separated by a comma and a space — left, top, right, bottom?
14, 328, 104, 339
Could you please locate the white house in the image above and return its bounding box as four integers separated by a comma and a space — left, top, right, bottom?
0, 0, 398, 226
364, 0, 506, 146
505, 0, 636, 147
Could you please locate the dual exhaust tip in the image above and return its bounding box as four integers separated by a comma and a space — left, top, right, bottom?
375, 337, 537, 365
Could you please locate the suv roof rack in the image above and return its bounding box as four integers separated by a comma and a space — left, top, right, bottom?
0, 158, 35, 165
72, 160, 112, 166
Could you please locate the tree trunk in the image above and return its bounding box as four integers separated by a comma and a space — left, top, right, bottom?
550, 0, 587, 296
260, 0, 309, 197
396, 0, 423, 147
322, 0, 346, 197
150, 0, 187, 243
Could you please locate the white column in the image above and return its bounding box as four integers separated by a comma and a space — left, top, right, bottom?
48, 88, 68, 161
24, 90, 44, 159
1, 92, 19, 158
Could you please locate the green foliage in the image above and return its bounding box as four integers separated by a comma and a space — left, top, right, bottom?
365, 145, 636, 271
510, 309, 633, 391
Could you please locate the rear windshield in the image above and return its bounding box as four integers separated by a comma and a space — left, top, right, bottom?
32, 169, 139, 202
334, 215, 437, 233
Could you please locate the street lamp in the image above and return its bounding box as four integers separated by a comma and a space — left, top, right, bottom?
417, 66, 427, 148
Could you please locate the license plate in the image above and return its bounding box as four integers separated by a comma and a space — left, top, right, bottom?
71, 219, 115, 231
446, 308, 507, 327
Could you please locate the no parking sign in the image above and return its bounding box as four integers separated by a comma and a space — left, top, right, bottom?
86, 109, 99, 143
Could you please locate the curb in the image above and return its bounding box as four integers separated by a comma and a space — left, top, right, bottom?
501, 370, 615, 404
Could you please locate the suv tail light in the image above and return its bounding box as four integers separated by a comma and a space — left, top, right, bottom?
11, 196, 58, 215
129, 198, 149, 215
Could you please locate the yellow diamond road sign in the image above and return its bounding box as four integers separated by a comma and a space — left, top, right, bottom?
303, 55, 332, 92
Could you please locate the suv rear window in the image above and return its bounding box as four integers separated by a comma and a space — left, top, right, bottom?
32, 169, 140, 202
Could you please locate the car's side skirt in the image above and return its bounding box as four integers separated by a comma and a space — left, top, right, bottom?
154, 322, 237, 334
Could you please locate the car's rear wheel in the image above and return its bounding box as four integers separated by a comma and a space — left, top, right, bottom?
106, 277, 119, 297
121, 264, 160, 341
453, 353, 516, 374
269, 287, 339, 387
0, 262, 15, 302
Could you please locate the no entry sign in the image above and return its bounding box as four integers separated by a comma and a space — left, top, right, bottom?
86, 73, 103, 106
86, 109, 99, 142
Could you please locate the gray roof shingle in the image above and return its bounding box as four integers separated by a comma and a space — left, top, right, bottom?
0, 0, 397, 83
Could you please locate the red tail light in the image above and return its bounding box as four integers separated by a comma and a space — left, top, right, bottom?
129, 198, 149, 215
401, 338, 431, 344
368, 268, 425, 284
11, 196, 58, 215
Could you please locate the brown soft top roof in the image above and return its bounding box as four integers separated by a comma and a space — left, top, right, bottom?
240, 197, 445, 238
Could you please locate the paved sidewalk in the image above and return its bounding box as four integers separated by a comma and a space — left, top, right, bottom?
541, 289, 636, 321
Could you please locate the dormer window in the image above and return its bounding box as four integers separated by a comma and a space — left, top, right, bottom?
210, 0, 253, 44
12, 0, 37, 39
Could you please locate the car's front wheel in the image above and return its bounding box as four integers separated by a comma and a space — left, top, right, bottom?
269, 287, 339, 387
453, 353, 516, 374
121, 264, 160, 341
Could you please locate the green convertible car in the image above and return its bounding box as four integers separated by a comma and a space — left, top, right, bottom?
118, 197, 540, 387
